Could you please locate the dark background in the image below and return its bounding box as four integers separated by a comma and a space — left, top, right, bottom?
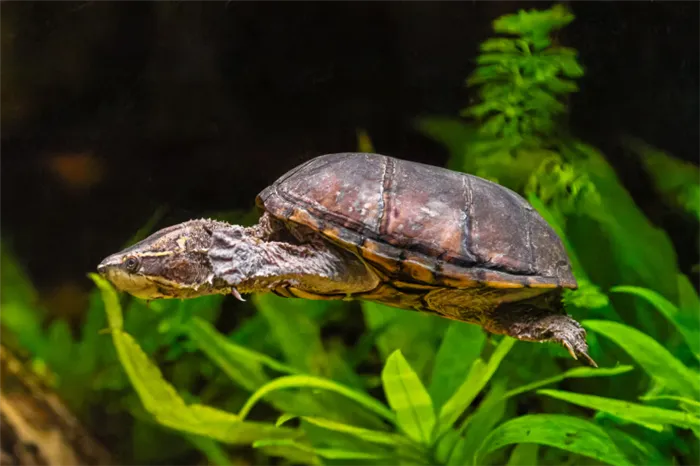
2, 1, 698, 314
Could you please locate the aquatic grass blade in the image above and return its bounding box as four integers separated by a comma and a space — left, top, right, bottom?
678, 273, 700, 318
474, 414, 629, 466
381, 350, 436, 445
186, 435, 234, 466
254, 439, 393, 462
430, 321, 486, 412
253, 439, 322, 465
301, 416, 425, 458
605, 426, 669, 466
253, 294, 327, 374
583, 320, 700, 399
438, 337, 515, 435
434, 429, 461, 465
610, 286, 700, 361
363, 301, 446, 379
538, 389, 700, 432
506, 443, 539, 466
90, 274, 298, 444
639, 395, 700, 410
449, 379, 507, 466
503, 365, 633, 400
238, 374, 395, 424
188, 317, 297, 392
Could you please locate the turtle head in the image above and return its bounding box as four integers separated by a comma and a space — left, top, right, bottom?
97, 219, 229, 300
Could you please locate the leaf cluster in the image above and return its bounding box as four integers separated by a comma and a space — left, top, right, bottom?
461, 4, 583, 149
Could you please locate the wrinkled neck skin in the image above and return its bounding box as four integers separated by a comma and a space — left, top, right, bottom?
207, 213, 370, 297
98, 212, 371, 301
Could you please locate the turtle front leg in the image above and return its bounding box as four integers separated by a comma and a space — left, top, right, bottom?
486, 305, 597, 367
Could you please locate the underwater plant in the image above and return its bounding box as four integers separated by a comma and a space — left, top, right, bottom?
2, 4, 698, 466
461, 4, 583, 150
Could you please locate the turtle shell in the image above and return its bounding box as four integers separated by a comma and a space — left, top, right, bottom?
256, 153, 576, 291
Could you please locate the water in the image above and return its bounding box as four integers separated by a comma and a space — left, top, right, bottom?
2, 2, 698, 465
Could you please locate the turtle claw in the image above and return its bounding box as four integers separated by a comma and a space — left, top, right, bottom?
554, 319, 598, 367
559, 333, 598, 367
562, 340, 578, 360
231, 287, 246, 302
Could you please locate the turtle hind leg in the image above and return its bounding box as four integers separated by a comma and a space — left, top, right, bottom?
485, 302, 597, 367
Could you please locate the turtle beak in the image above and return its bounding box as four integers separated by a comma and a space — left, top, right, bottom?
97, 254, 122, 277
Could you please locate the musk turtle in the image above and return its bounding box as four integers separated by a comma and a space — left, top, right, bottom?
98, 153, 595, 365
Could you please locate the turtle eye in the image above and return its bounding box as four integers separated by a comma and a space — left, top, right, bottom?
124, 256, 140, 273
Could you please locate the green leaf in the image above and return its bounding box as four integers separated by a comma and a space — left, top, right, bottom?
481, 114, 507, 136
566, 142, 681, 332
434, 429, 462, 465
506, 443, 539, 466
474, 414, 628, 466
186, 435, 234, 466
90, 274, 299, 445
253, 293, 327, 375
253, 439, 322, 465
301, 416, 421, 452
622, 136, 700, 220
450, 379, 508, 466
481, 38, 520, 53
381, 350, 436, 445
430, 321, 486, 411
538, 389, 700, 432
604, 427, 667, 466
610, 286, 700, 361
0, 243, 40, 308
187, 325, 307, 416
678, 273, 700, 317
504, 365, 634, 399
583, 320, 700, 399
639, 395, 700, 410
438, 337, 515, 434
238, 374, 395, 424
256, 439, 395, 462
189, 317, 297, 392
362, 301, 447, 379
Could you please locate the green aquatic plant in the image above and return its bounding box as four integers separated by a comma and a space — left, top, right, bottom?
624, 141, 700, 316
3, 3, 697, 465
93, 273, 655, 466
417, 4, 684, 336
414, 4, 698, 463
461, 3, 583, 150
621, 135, 700, 221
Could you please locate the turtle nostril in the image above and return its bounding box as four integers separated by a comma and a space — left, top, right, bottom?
97, 263, 107, 275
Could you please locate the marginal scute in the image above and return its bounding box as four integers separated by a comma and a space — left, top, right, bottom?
435, 262, 481, 288
288, 287, 346, 300
528, 281, 560, 289
401, 252, 436, 284
320, 224, 363, 252
482, 280, 525, 289
288, 207, 322, 232
359, 238, 400, 275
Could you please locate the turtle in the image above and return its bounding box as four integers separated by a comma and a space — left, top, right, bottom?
98, 152, 596, 366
